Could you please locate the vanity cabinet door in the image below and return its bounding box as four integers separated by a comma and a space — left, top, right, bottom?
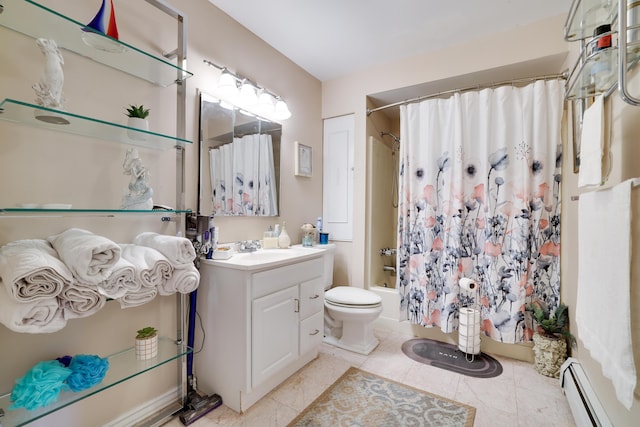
299, 277, 324, 319
251, 285, 299, 388
300, 311, 323, 354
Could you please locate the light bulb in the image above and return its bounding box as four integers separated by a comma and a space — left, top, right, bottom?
217, 71, 238, 99
239, 82, 258, 107
257, 91, 275, 116
274, 98, 291, 120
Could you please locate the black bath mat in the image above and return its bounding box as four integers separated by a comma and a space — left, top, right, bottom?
401, 338, 503, 378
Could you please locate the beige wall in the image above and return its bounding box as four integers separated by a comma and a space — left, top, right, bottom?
0, 0, 320, 424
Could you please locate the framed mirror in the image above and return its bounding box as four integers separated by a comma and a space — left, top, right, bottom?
198, 90, 281, 216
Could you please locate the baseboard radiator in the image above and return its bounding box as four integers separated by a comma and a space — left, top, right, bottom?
560, 358, 612, 427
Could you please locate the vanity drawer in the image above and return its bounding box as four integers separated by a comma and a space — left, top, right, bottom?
299, 278, 324, 319
299, 310, 323, 355
252, 258, 323, 299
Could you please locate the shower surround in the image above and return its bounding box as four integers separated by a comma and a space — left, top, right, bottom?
366, 135, 400, 321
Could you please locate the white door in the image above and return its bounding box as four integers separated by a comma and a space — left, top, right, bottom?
251, 285, 299, 388
323, 114, 354, 241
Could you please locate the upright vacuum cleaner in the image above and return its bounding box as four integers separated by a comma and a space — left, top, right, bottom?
178, 215, 222, 425
178, 289, 222, 425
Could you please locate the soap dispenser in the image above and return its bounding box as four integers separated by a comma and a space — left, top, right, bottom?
278, 222, 291, 248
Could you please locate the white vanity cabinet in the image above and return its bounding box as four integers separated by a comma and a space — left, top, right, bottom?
196, 249, 326, 413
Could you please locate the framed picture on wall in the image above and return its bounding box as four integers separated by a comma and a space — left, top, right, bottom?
295, 141, 312, 177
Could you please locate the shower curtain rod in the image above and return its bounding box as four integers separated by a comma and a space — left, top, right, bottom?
366, 72, 568, 116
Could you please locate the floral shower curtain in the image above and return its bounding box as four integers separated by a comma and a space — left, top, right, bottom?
210, 133, 278, 216
397, 79, 564, 344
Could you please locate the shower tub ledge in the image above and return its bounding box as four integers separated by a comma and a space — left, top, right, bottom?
369, 285, 406, 329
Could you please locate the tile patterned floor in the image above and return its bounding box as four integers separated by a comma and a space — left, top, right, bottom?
163, 325, 576, 427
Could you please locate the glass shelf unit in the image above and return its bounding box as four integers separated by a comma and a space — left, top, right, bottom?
0, 99, 192, 150
565, 0, 617, 41
0, 0, 192, 87
0, 208, 192, 219
0, 338, 192, 427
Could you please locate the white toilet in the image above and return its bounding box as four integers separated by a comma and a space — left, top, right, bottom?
320, 245, 383, 355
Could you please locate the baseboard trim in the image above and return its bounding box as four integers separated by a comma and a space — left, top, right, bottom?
103, 387, 181, 427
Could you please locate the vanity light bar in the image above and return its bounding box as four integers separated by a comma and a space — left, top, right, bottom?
203, 59, 290, 120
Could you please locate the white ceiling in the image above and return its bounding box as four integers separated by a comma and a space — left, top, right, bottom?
207, 0, 572, 82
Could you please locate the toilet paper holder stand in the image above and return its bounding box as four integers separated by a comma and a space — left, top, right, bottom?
458, 277, 481, 362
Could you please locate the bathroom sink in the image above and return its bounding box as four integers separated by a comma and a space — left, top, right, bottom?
201, 245, 331, 271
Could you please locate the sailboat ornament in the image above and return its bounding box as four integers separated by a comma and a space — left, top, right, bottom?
81, 0, 125, 53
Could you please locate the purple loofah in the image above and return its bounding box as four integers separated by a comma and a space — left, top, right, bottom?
66, 354, 109, 392
56, 355, 72, 367
10, 360, 71, 410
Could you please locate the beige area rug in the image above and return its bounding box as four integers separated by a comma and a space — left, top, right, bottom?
287, 367, 475, 427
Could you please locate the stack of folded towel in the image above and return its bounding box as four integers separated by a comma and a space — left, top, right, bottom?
0, 239, 73, 302
96, 257, 139, 299
0, 239, 72, 333
118, 244, 172, 308
0, 281, 66, 333
58, 281, 106, 320
134, 232, 196, 267
46, 229, 119, 320
0, 229, 201, 331
48, 228, 120, 284
134, 232, 200, 295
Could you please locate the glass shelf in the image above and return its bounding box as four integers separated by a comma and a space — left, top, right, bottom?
566, 46, 618, 99
565, 0, 617, 41
0, 0, 192, 87
0, 338, 192, 427
566, 41, 640, 99
0, 99, 192, 150
0, 208, 192, 218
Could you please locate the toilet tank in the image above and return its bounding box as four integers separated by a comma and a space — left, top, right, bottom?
321, 243, 336, 290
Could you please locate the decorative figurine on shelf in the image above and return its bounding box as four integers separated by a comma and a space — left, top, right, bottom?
121, 148, 154, 210
32, 38, 65, 111
85, 0, 119, 39
81, 0, 124, 53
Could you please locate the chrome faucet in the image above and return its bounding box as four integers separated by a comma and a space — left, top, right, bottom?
238, 240, 261, 253
383, 265, 396, 275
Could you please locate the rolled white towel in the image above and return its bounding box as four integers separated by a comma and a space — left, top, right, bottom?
119, 244, 173, 289
58, 281, 106, 320
48, 228, 120, 284
97, 257, 139, 299
134, 232, 196, 267
0, 281, 66, 333
117, 286, 157, 309
0, 239, 72, 302
159, 264, 200, 296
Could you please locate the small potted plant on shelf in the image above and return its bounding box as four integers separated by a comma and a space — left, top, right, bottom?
125, 104, 150, 139
135, 326, 158, 360
527, 300, 576, 378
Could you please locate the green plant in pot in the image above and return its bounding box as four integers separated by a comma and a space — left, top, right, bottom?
125, 104, 150, 120
125, 104, 150, 140
136, 326, 157, 339
135, 326, 158, 360
527, 301, 575, 378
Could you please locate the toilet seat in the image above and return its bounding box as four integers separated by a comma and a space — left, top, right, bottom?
325, 287, 382, 308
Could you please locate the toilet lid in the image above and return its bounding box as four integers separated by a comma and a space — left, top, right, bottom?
325, 287, 382, 306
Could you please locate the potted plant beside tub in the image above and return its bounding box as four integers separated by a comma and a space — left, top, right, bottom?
527, 301, 576, 378
135, 326, 158, 360
125, 104, 150, 140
